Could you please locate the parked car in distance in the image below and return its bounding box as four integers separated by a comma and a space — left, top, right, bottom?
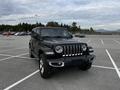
27, 32, 31, 35
2, 32, 11, 36
14, 32, 20, 36
14, 32, 28, 36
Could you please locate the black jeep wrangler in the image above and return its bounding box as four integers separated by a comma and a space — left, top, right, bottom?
29, 27, 95, 78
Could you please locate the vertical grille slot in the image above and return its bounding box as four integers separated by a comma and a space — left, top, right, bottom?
66, 45, 69, 55
62, 44, 81, 57
73, 45, 76, 54
78, 45, 80, 53
63, 45, 66, 55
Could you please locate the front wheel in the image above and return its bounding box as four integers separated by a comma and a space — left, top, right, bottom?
78, 62, 92, 71
29, 48, 34, 58
39, 54, 52, 79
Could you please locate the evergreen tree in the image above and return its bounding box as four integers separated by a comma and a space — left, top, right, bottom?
90, 27, 94, 32
0, 21, 96, 34
46, 21, 60, 27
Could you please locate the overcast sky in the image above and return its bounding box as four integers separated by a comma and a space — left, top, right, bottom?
0, 0, 120, 30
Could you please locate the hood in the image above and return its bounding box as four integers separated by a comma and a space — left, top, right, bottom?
43, 38, 82, 45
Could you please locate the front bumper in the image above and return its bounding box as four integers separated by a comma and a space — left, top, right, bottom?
47, 55, 95, 67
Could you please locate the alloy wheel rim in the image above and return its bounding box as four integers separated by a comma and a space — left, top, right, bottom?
39, 59, 44, 74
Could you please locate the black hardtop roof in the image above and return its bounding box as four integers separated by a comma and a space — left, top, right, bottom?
33, 27, 67, 30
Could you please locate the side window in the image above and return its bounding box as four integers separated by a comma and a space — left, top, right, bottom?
36, 29, 40, 34
31, 29, 37, 37
34, 29, 37, 33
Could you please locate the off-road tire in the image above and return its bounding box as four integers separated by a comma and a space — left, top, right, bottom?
39, 54, 52, 79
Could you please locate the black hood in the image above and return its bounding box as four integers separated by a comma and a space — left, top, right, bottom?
43, 38, 83, 45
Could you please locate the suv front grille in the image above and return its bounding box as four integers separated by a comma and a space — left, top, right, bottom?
62, 44, 82, 57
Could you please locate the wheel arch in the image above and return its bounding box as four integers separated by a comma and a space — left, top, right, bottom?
38, 49, 44, 56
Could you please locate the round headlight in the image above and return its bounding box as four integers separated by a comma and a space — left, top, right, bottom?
82, 45, 87, 51
55, 46, 63, 53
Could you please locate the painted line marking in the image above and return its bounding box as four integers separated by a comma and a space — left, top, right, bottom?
113, 39, 120, 45
92, 65, 115, 70
100, 39, 104, 45
3, 64, 118, 90
0, 53, 28, 61
106, 49, 120, 78
17, 56, 33, 59
0, 47, 28, 53
0, 54, 13, 57
3, 65, 115, 90
0, 53, 32, 59
4, 70, 39, 90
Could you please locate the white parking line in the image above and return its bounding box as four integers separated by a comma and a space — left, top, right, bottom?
106, 49, 120, 78
92, 65, 115, 70
3, 64, 117, 90
0, 53, 32, 60
0, 53, 28, 61
100, 39, 104, 45
4, 70, 39, 90
0, 47, 27, 53
0, 54, 13, 57
17, 56, 33, 60
113, 39, 120, 45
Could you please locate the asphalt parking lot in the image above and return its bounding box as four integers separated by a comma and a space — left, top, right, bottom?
0, 35, 120, 90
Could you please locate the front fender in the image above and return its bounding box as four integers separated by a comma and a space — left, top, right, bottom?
38, 46, 54, 56
88, 46, 94, 53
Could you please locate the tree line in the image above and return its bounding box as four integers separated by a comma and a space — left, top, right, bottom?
0, 21, 95, 34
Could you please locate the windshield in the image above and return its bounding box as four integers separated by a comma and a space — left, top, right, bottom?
39, 29, 72, 38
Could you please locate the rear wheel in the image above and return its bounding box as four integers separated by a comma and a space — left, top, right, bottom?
39, 54, 52, 79
79, 62, 92, 71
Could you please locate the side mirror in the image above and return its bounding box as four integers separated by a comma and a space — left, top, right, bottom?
31, 31, 34, 34
31, 34, 35, 38
31, 32, 38, 39
31, 31, 34, 37
71, 35, 73, 38
69, 33, 73, 38
68, 32, 73, 38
